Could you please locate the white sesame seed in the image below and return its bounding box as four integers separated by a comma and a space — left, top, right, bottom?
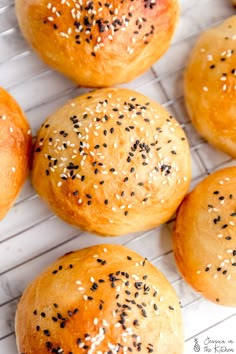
222, 84, 227, 91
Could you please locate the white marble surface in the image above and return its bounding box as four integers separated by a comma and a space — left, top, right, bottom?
0, 0, 236, 353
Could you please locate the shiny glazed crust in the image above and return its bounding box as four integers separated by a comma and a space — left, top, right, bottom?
15, 0, 179, 87
185, 16, 236, 157
173, 167, 236, 307
15, 244, 184, 354
0, 87, 32, 220
32, 88, 191, 236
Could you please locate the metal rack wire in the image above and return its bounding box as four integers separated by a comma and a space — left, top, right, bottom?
1, 0, 236, 353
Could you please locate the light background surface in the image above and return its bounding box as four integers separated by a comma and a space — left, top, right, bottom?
0, 0, 236, 353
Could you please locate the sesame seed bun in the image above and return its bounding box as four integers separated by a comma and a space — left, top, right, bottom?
32, 88, 191, 236
173, 167, 236, 307
15, 244, 184, 354
0, 87, 32, 220
184, 16, 236, 158
15, 0, 179, 87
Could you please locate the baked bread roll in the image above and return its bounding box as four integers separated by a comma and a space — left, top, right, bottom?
185, 16, 236, 158
0, 87, 31, 220
15, 244, 184, 354
15, 0, 179, 87
173, 167, 236, 307
32, 88, 191, 236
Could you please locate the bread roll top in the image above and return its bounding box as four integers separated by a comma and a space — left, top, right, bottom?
16, 0, 179, 86
16, 244, 184, 354
174, 167, 236, 307
32, 88, 191, 235
0, 87, 31, 219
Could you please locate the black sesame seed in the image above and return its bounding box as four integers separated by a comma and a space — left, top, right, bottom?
43, 329, 50, 337
60, 321, 66, 328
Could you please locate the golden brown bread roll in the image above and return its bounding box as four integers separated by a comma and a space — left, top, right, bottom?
0, 87, 31, 220
15, 0, 179, 87
15, 244, 184, 354
185, 16, 236, 158
32, 88, 191, 236
173, 167, 236, 307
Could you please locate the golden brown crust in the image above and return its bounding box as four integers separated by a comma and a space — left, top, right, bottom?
15, 0, 179, 87
0, 87, 32, 220
173, 167, 236, 307
32, 88, 191, 236
15, 244, 184, 354
184, 16, 236, 158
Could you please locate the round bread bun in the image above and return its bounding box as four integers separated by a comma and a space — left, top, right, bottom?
15, 244, 184, 354
173, 167, 236, 307
0, 87, 31, 220
184, 16, 236, 158
32, 88, 191, 236
15, 0, 179, 87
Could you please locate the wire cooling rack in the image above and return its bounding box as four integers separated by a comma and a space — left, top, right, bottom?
1, 0, 236, 353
